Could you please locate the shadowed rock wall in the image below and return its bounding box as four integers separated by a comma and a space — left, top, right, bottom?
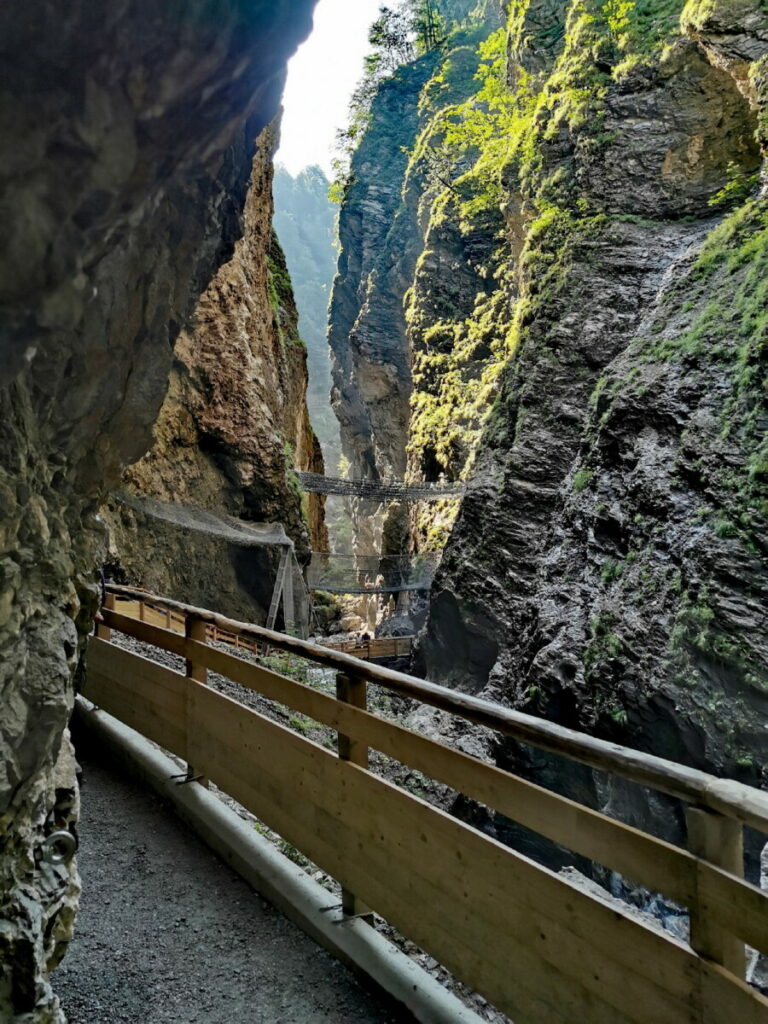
0, 2, 315, 1018
104, 123, 327, 625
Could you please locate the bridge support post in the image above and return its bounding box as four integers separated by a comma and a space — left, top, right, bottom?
686, 806, 745, 977
336, 672, 372, 922
184, 614, 209, 788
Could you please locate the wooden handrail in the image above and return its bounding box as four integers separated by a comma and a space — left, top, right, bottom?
88, 594, 768, 1019
105, 584, 768, 834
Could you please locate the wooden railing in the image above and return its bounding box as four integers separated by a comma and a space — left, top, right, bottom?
85, 585, 768, 1024
110, 595, 412, 662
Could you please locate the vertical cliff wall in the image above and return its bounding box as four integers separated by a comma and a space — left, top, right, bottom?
420, 0, 767, 805
330, 0, 766, 827
273, 164, 340, 472
104, 124, 326, 625
327, 1, 505, 579
0, 3, 315, 1019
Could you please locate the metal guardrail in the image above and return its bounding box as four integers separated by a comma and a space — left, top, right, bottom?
85, 584, 768, 1024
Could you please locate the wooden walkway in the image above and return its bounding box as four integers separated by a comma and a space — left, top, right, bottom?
112, 597, 413, 662
85, 585, 768, 1024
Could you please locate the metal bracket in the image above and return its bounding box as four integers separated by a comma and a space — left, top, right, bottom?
41, 830, 78, 866
173, 774, 204, 786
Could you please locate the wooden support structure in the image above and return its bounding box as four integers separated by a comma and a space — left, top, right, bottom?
95, 591, 114, 641
336, 672, 371, 921
184, 614, 209, 787
86, 585, 768, 1024
686, 806, 746, 977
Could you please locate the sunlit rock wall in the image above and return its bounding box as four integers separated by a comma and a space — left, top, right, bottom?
104, 123, 326, 625
421, 0, 767, 838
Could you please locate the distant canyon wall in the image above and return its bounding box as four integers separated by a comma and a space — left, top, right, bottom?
273, 164, 340, 473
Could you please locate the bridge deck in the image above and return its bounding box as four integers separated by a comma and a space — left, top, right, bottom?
113, 598, 413, 661
296, 471, 465, 501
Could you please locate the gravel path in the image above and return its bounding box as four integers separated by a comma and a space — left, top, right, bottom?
54, 753, 411, 1024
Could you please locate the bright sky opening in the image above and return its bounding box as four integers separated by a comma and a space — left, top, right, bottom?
277, 0, 395, 177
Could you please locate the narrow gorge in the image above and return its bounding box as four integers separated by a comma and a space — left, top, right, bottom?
1, 0, 767, 1020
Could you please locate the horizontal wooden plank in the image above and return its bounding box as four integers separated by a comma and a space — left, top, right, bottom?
699, 861, 768, 958
196, 644, 768, 958
106, 584, 768, 832
700, 959, 768, 1024
189, 644, 697, 901
85, 639, 186, 756
104, 609, 189, 657
186, 683, 636, 1024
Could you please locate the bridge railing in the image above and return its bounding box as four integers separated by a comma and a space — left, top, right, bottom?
108, 594, 413, 661
85, 584, 768, 1024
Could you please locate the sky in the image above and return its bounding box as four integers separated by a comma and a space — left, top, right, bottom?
276, 0, 391, 177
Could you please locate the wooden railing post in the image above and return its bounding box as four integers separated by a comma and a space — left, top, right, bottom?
96, 592, 114, 640
336, 671, 371, 921
686, 806, 745, 976
184, 614, 208, 787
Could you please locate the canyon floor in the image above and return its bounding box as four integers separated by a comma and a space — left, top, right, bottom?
53, 753, 410, 1024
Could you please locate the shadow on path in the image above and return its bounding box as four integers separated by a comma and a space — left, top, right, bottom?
54, 752, 410, 1024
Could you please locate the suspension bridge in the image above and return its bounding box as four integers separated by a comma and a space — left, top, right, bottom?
295, 471, 465, 501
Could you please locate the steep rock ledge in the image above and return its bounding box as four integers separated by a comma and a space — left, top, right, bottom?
105, 124, 326, 624
0, 3, 315, 1019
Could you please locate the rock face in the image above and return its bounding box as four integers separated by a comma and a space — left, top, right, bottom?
327, 1, 504, 576
0, 3, 315, 1019
105, 124, 326, 625
331, 0, 767, 851
418, 0, 768, 837
273, 165, 340, 472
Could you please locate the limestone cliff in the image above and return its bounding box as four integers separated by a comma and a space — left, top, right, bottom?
0, 3, 315, 1019
331, 0, 767, 845
105, 124, 326, 625
273, 165, 340, 472
327, 2, 504, 573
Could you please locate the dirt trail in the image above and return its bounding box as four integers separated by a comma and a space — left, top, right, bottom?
54, 753, 410, 1024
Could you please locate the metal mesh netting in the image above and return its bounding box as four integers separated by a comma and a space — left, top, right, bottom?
113, 493, 310, 636
296, 472, 464, 501
307, 552, 442, 594
114, 493, 441, 600
115, 493, 292, 548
